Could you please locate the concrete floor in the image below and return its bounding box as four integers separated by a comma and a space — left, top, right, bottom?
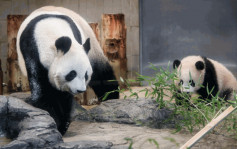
63, 121, 237, 149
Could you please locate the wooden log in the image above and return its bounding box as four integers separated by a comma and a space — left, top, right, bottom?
180, 106, 236, 149
7, 15, 29, 93
81, 17, 128, 104
89, 23, 101, 44
0, 59, 3, 95
102, 14, 127, 88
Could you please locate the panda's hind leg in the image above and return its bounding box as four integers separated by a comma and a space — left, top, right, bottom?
89, 62, 119, 101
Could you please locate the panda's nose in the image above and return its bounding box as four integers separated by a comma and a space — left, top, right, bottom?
77, 90, 85, 93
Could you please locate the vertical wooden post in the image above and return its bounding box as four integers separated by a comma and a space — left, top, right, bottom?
89, 23, 101, 44
0, 59, 3, 95
79, 18, 128, 105
7, 15, 29, 93
102, 14, 127, 88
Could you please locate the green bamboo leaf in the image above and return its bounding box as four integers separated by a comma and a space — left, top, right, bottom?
145, 90, 148, 97
206, 84, 210, 95
124, 95, 127, 99
148, 138, 159, 149
124, 138, 133, 149
102, 92, 111, 101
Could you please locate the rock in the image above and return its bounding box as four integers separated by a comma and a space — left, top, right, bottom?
9, 92, 31, 101
55, 141, 113, 149
76, 98, 175, 128
0, 95, 63, 148
0, 96, 7, 134
71, 98, 88, 120
9, 92, 87, 120
0, 96, 114, 149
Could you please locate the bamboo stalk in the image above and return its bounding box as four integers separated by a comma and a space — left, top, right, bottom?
180, 106, 236, 149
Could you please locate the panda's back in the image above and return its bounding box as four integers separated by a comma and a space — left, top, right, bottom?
34, 6, 109, 66
34, 17, 76, 68
209, 58, 237, 92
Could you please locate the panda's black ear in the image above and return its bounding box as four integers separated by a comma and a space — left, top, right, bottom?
83, 38, 90, 54
195, 61, 204, 70
55, 36, 71, 54
173, 59, 181, 69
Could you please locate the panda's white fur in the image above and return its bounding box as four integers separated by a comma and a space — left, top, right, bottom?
173, 55, 237, 100
17, 6, 119, 135
32, 6, 119, 101
17, 9, 92, 94
48, 48, 92, 94
33, 6, 108, 63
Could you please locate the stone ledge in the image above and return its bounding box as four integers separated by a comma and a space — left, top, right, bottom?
0, 96, 62, 148
0, 95, 114, 149
76, 98, 175, 129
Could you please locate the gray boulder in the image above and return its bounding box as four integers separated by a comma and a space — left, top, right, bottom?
0, 95, 62, 148
0, 95, 113, 149
76, 98, 175, 128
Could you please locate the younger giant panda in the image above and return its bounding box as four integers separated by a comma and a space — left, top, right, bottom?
173, 55, 237, 102
17, 6, 119, 135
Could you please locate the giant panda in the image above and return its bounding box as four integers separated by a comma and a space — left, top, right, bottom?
173, 55, 237, 102
17, 6, 119, 135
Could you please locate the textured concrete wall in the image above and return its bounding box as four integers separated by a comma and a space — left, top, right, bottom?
0, 0, 139, 93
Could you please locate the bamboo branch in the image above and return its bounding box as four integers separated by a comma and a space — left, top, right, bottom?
180, 106, 236, 149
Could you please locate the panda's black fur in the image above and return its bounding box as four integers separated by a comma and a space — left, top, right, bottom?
17, 7, 119, 135
196, 57, 219, 100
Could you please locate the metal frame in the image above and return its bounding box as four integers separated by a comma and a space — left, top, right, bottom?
139, 0, 143, 75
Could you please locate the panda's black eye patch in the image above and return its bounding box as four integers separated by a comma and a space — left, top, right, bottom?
85, 72, 88, 81
179, 80, 183, 86
189, 80, 195, 87
65, 70, 77, 81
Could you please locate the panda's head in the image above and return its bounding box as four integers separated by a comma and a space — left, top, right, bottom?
173, 56, 205, 93
49, 36, 92, 95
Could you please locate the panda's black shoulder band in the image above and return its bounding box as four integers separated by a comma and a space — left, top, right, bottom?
30, 14, 82, 45
197, 56, 219, 99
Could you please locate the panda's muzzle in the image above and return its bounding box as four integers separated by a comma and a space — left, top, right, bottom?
77, 90, 85, 94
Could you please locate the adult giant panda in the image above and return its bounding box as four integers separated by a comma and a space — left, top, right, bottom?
17, 6, 119, 135
173, 55, 237, 102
